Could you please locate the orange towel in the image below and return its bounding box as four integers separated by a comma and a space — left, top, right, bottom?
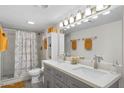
84, 38, 92, 50
0, 26, 8, 52
48, 27, 57, 33
1, 81, 25, 88
44, 38, 47, 49
48, 27, 52, 33
71, 40, 77, 50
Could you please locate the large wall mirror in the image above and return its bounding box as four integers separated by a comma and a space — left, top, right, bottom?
64, 6, 123, 65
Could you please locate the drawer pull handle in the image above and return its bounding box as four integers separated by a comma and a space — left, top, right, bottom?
55, 83, 63, 88
72, 83, 80, 88
56, 74, 62, 78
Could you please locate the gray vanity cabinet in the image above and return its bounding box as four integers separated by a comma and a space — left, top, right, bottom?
54, 79, 67, 88
44, 64, 67, 88
44, 64, 91, 88
44, 72, 54, 88
44, 64, 119, 88
67, 76, 91, 88
44, 64, 55, 88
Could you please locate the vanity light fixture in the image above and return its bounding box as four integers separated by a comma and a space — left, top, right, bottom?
64, 19, 69, 26
28, 21, 35, 25
59, 5, 111, 31
102, 11, 111, 15
59, 22, 63, 28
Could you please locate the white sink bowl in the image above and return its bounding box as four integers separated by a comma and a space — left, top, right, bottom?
72, 67, 107, 78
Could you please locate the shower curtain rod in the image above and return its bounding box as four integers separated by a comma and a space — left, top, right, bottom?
3, 27, 43, 34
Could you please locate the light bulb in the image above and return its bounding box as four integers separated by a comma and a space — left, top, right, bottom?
64, 19, 69, 26
76, 11, 82, 21
59, 22, 63, 28
85, 7, 91, 17
69, 16, 75, 24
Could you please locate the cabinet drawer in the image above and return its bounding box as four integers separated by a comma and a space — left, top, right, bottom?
44, 73, 54, 88
68, 77, 91, 88
44, 64, 54, 75
54, 69, 66, 83
54, 79, 67, 88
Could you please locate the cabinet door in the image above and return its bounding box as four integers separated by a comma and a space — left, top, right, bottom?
44, 64, 54, 75
54, 69, 65, 83
109, 81, 119, 88
44, 73, 54, 88
68, 77, 91, 88
54, 79, 67, 88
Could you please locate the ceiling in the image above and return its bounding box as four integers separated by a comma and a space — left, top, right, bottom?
0, 5, 123, 33
0, 5, 81, 32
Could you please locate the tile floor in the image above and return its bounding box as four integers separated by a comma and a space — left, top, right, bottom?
25, 80, 44, 88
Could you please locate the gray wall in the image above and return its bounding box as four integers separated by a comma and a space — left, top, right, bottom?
1, 29, 15, 77
36, 33, 43, 67
65, 33, 71, 56
120, 8, 124, 88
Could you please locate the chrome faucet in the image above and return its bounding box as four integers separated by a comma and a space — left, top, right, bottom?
93, 55, 104, 69
94, 55, 104, 63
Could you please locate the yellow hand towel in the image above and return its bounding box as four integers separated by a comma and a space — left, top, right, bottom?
84, 38, 92, 50
48, 27, 58, 33
1, 81, 25, 88
44, 38, 47, 49
71, 40, 77, 50
0, 26, 8, 52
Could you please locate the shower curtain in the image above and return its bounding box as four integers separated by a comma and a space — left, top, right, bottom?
14, 31, 38, 77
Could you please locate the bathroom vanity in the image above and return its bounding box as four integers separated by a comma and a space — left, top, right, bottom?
43, 60, 121, 88
44, 64, 91, 88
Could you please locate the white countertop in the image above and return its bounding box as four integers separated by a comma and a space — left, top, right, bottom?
43, 60, 121, 88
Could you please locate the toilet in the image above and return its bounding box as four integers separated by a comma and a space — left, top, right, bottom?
28, 68, 43, 84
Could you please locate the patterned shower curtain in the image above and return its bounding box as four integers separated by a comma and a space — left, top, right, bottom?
14, 31, 38, 77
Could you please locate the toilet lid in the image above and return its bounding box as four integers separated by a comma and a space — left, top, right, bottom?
29, 68, 41, 73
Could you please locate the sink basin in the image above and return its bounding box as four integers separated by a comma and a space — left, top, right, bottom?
72, 67, 107, 78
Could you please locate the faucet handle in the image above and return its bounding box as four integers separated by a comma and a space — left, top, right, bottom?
115, 60, 119, 66
100, 56, 104, 60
